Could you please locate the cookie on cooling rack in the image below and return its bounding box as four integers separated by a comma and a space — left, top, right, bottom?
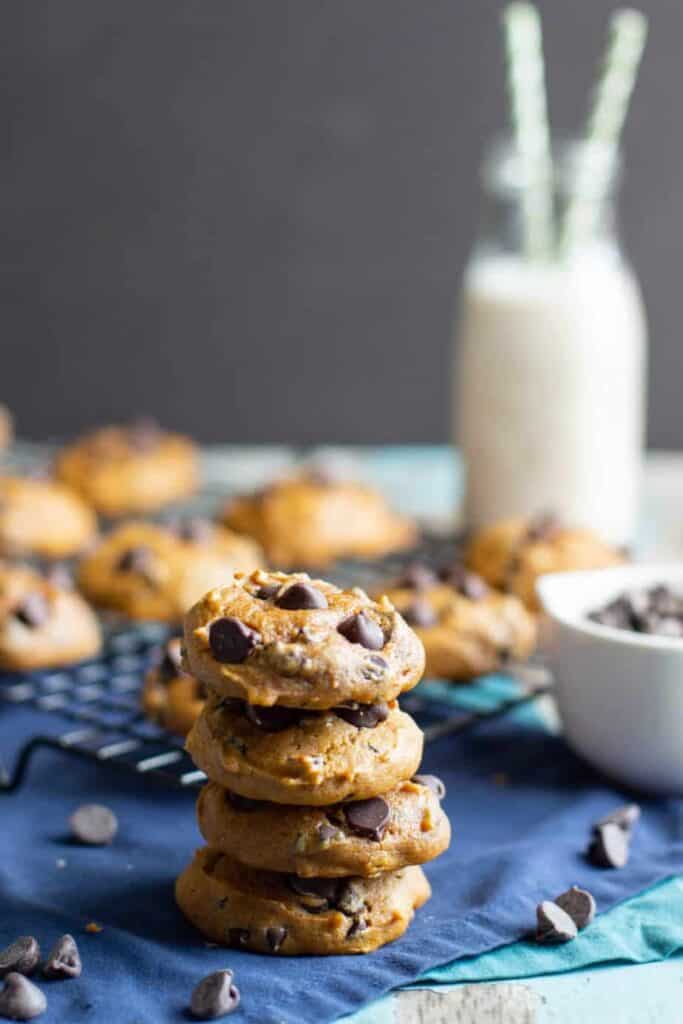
175, 847, 431, 955
186, 693, 423, 805
182, 569, 425, 709
381, 563, 537, 681
0, 562, 102, 671
78, 519, 264, 622
142, 635, 205, 736
196, 775, 450, 877
465, 515, 624, 612
0, 475, 97, 561
54, 419, 199, 517
221, 469, 416, 568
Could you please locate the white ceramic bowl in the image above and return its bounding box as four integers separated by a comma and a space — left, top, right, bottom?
537, 563, 683, 795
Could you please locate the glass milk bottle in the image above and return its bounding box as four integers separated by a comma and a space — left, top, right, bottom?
454, 140, 647, 546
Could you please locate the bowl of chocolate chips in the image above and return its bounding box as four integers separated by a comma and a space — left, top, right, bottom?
536, 564, 683, 795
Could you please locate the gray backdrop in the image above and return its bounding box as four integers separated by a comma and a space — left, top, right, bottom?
1, 0, 677, 445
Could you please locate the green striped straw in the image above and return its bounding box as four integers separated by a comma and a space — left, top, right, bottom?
560, 8, 648, 256
501, 2, 554, 260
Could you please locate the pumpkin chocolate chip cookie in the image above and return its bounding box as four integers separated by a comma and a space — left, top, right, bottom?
222, 471, 416, 568
0, 476, 97, 560
55, 420, 199, 517
381, 563, 536, 680
186, 694, 423, 805
465, 514, 624, 612
0, 562, 102, 671
142, 636, 205, 736
175, 847, 431, 955
196, 776, 450, 877
78, 520, 264, 622
182, 570, 425, 709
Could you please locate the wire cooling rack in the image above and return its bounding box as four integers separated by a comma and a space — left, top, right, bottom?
0, 534, 551, 796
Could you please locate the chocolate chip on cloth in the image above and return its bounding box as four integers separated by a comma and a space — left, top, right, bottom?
196, 778, 449, 877
189, 969, 240, 1019
0, 973, 46, 1021
42, 935, 81, 980
535, 900, 578, 944
186, 694, 423, 806
77, 521, 264, 622
554, 886, 596, 930
175, 848, 431, 955
379, 576, 536, 683
0, 938, 40, 979
183, 570, 425, 709
588, 822, 631, 868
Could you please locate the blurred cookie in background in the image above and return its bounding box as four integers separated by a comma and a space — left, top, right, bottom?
142, 635, 205, 736
0, 561, 101, 670
381, 563, 536, 681
0, 476, 97, 560
78, 519, 264, 622
54, 419, 199, 517
0, 404, 13, 450
222, 469, 416, 568
465, 515, 625, 613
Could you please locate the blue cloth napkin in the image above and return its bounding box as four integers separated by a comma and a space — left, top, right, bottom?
2, 684, 683, 1024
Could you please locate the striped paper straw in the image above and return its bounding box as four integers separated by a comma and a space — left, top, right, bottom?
501, 2, 554, 260
560, 8, 648, 255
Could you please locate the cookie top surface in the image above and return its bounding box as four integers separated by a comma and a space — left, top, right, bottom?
381, 565, 537, 680
183, 569, 425, 708
55, 421, 198, 516
465, 516, 623, 611
0, 562, 102, 670
78, 520, 264, 622
175, 847, 431, 955
223, 473, 416, 568
197, 776, 450, 878
0, 476, 97, 560
186, 694, 423, 805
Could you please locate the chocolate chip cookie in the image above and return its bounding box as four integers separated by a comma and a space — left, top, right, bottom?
183, 570, 425, 708
186, 694, 423, 805
381, 565, 536, 680
0, 476, 97, 560
0, 562, 102, 670
142, 636, 205, 736
196, 776, 449, 877
55, 420, 199, 517
466, 515, 624, 612
78, 520, 264, 622
175, 847, 431, 955
222, 472, 416, 568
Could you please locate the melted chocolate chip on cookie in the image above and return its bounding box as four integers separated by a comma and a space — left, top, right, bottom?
244, 703, 307, 732
117, 546, 154, 575
343, 797, 390, 841
13, 593, 49, 629
254, 583, 280, 601
337, 613, 384, 650
275, 583, 328, 610
209, 617, 261, 663
333, 701, 388, 728
441, 565, 489, 600
266, 926, 287, 953
402, 600, 438, 628
226, 791, 262, 812
287, 876, 342, 912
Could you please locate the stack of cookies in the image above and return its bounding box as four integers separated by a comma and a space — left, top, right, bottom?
176, 569, 450, 955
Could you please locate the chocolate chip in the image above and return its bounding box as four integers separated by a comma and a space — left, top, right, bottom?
172, 518, 212, 544
0, 939, 40, 979
337, 881, 365, 916
526, 513, 561, 542
190, 969, 240, 1019
287, 876, 341, 911
209, 617, 261, 663
402, 600, 438, 628
275, 583, 328, 610
535, 901, 578, 943
255, 584, 280, 601
554, 887, 595, 930
13, 594, 49, 629
0, 973, 47, 1021
343, 797, 390, 841
69, 804, 118, 845
265, 927, 287, 953
412, 774, 446, 800
346, 918, 368, 939
594, 803, 641, 834
42, 935, 81, 980
337, 613, 384, 650
317, 822, 340, 844
588, 822, 629, 868
244, 703, 305, 732
333, 701, 389, 729
361, 655, 388, 681
396, 563, 437, 590
116, 546, 153, 575
226, 791, 261, 812
441, 565, 489, 600
159, 637, 184, 681
226, 929, 249, 949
